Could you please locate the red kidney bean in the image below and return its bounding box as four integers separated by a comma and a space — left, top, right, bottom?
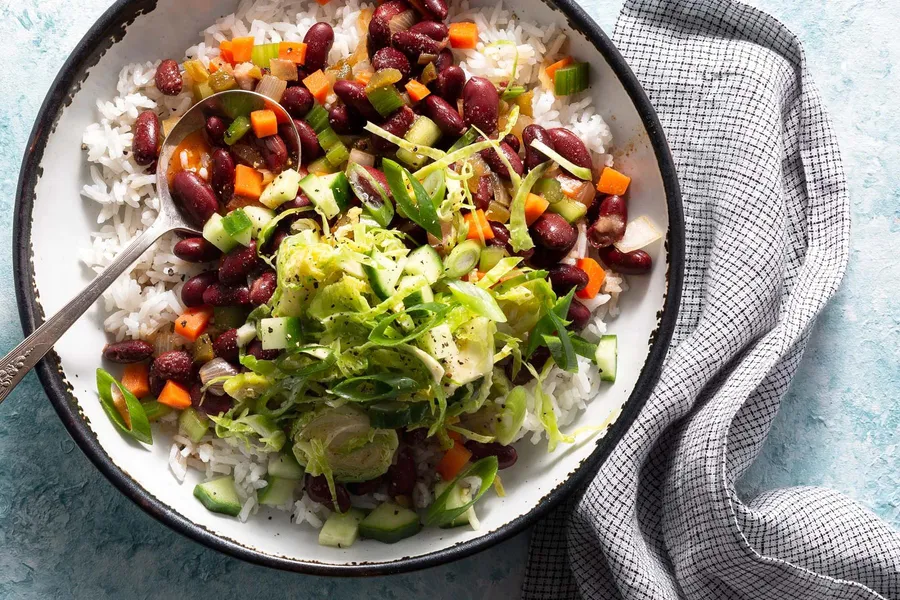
333, 79, 380, 122
391, 30, 441, 63
434, 48, 454, 73
249, 271, 277, 305
171, 171, 218, 226
598, 247, 653, 275
589, 194, 627, 248
486, 221, 510, 248
394, 218, 428, 247
346, 476, 384, 496
278, 192, 312, 212
328, 104, 359, 135
305, 474, 351, 513
372, 47, 411, 84
409, 20, 448, 41
567, 300, 591, 330
280, 86, 314, 119
473, 174, 493, 211
194, 389, 232, 416
367, 16, 393, 56
424, 95, 465, 136
548, 264, 589, 295
181, 271, 219, 307
154, 59, 183, 96
247, 340, 280, 361
212, 329, 240, 362
402, 427, 428, 446
464, 441, 518, 470
210, 148, 235, 204
202, 283, 251, 306
548, 128, 593, 173
151, 350, 193, 383
270, 230, 289, 255
205, 116, 228, 147
422, 0, 449, 20
463, 77, 500, 135
230, 142, 264, 168
303, 23, 334, 73
435, 65, 465, 105
219, 241, 259, 285
102, 340, 154, 363
480, 142, 523, 179
132, 110, 160, 166
530, 213, 577, 253
502, 133, 520, 154
387, 446, 416, 496
255, 134, 288, 172
373, 106, 415, 152
292, 119, 321, 165
522, 124, 554, 171
525, 247, 567, 269
373, 0, 412, 22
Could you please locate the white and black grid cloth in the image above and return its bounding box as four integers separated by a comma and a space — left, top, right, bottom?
523, 0, 900, 598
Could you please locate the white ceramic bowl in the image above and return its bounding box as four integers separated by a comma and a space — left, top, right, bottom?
14, 0, 682, 575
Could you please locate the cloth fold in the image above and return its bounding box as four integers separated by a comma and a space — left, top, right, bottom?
523, 1, 900, 598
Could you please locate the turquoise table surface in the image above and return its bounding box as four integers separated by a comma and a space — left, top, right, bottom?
0, 0, 896, 597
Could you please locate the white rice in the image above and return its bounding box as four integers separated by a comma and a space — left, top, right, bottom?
84, 0, 628, 524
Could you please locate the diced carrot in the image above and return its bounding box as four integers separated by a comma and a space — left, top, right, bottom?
314, 0, 331, 5
468, 270, 486, 282
250, 109, 278, 138
575, 257, 606, 300
524, 193, 549, 226
208, 61, 219, 74
158, 380, 192, 410
262, 99, 289, 124
121, 362, 150, 399
447, 430, 462, 442
231, 37, 255, 64
558, 172, 592, 201
448, 22, 479, 49
173, 306, 214, 342
303, 69, 332, 104
545, 57, 573, 82
436, 440, 472, 481
234, 164, 264, 199
596, 166, 631, 196
219, 40, 234, 65
464, 209, 494, 242
355, 70, 374, 85
405, 80, 431, 102
278, 41, 308, 65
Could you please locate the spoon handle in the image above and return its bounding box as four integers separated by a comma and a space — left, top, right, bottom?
0, 219, 173, 406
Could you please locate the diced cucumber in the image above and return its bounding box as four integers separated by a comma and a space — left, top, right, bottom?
257, 476, 299, 506
178, 407, 209, 443
242, 205, 275, 239
307, 156, 339, 175
479, 245, 507, 272
548, 198, 588, 223
299, 172, 350, 219
595, 335, 617, 382
359, 502, 422, 543
194, 476, 242, 517
259, 168, 303, 209
259, 317, 303, 351
268, 451, 305, 479
398, 275, 434, 307
403, 245, 443, 285
363, 252, 404, 300
396, 116, 442, 168
222, 209, 253, 246
319, 508, 366, 548
203, 213, 238, 253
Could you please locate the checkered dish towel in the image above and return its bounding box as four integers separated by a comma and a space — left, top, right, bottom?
524, 0, 900, 598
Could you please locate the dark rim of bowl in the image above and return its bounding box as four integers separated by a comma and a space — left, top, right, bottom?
13, 0, 684, 577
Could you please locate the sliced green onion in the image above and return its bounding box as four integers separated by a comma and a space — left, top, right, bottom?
346, 163, 394, 227
240, 352, 279, 376
251, 43, 281, 68
501, 86, 526, 101
382, 159, 442, 238
331, 374, 421, 402
276, 345, 337, 378
447, 128, 478, 154
443, 240, 481, 278
553, 62, 589, 96
525, 288, 575, 358
508, 161, 551, 252
446, 280, 507, 323
491, 269, 549, 295
424, 456, 498, 527
570, 334, 599, 361
366, 84, 406, 117
369, 302, 449, 346
364, 122, 446, 162
529, 139, 592, 180
255, 207, 312, 259
224, 115, 251, 145
96, 368, 152, 444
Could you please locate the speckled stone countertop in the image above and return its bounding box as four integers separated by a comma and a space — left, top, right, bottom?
0, 0, 896, 597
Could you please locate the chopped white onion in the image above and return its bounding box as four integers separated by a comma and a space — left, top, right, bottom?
236, 323, 257, 347
199, 358, 239, 396
389, 10, 417, 35
348, 148, 376, 167
614, 216, 663, 253
255, 74, 287, 103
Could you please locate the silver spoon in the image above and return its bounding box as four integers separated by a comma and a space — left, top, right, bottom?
0, 90, 300, 404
